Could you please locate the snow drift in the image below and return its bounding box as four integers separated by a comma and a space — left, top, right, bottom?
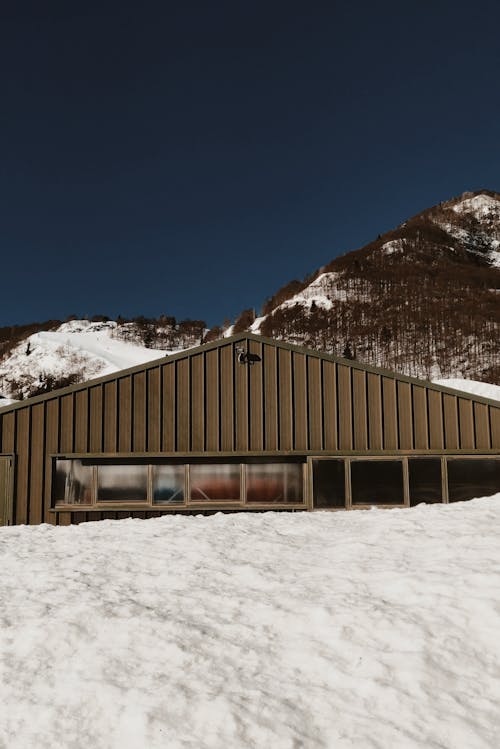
1, 498, 500, 748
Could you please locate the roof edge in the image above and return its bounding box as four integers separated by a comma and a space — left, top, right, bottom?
0, 332, 499, 414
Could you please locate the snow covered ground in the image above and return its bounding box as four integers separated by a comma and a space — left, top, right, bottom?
1, 498, 500, 748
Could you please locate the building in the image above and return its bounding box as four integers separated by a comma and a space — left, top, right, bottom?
0, 333, 499, 526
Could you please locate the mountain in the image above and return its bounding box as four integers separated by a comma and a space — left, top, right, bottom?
0, 317, 204, 401
232, 189, 500, 383
1, 189, 499, 401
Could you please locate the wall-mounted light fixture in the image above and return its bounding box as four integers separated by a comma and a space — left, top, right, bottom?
235, 346, 262, 366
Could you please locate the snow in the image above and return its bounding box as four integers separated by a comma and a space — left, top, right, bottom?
452, 194, 500, 218
434, 378, 500, 402
2, 499, 500, 748
0, 320, 183, 400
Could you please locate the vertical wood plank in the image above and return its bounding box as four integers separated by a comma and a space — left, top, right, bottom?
263, 344, 278, 451
190, 354, 204, 451
74, 390, 89, 453
412, 386, 428, 450
352, 369, 368, 451
89, 386, 103, 453
474, 403, 491, 449
367, 373, 382, 450
397, 381, 413, 450
490, 407, 500, 449
428, 389, 444, 449
103, 381, 118, 453
147, 368, 161, 452
382, 377, 398, 450
443, 394, 459, 450
15, 408, 30, 525
161, 364, 176, 452
278, 348, 293, 451
248, 340, 263, 451
307, 356, 322, 451
337, 365, 352, 450
205, 349, 219, 451
293, 353, 308, 450
458, 398, 475, 449
29, 403, 45, 525
322, 361, 337, 451
1, 412, 15, 453
118, 377, 132, 452
133, 372, 147, 452
219, 345, 234, 451
176, 358, 190, 451
60, 394, 74, 453
44, 399, 59, 524
235, 344, 249, 451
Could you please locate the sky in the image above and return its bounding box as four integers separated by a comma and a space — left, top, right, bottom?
1, 0, 500, 328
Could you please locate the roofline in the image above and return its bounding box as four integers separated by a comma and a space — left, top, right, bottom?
0, 332, 499, 414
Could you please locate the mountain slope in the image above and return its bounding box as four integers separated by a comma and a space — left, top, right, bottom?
0, 319, 203, 401
248, 190, 500, 383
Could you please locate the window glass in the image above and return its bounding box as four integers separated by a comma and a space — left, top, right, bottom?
189, 464, 240, 501
97, 463, 148, 502
246, 463, 303, 503
54, 459, 93, 505
351, 460, 404, 505
152, 465, 185, 505
447, 459, 500, 503
312, 459, 345, 508
409, 458, 443, 506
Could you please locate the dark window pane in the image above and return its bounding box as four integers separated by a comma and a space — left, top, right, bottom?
97, 464, 148, 502
152, 465, 185, 505
447, 459, 500, 503
409, 458, 443, 506
312, 460, 345, 508
190, 464, 240, 501
246, 463, 303, 503
351, 460, 404, 505
54, 459, 93, 505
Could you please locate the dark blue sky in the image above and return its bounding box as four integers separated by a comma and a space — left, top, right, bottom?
2, 1, 500, 327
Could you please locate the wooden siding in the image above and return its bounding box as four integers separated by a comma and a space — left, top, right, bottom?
0, 334, 499, 525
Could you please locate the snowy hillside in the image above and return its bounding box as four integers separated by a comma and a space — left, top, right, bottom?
1, 498, 500, 748
0, 320, 186, 401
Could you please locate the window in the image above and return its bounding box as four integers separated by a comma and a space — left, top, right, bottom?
408, 458, 443, 506
53, 457, 306, 509
447, 459, 500, 503
97, 463, 148, 502
189, 463, 241, 501
312, 459, 345, 508
351, 460, 404, 506
246, 463, 303, 503
152, 464, 185, 505
54, 459, 93, 505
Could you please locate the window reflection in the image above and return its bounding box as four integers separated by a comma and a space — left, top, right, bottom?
54, 459, 93, 505
409, 458, 442, 505
97, 463, 148, 502
152, 465, 185, 504
312, 459, 345, 508
190, 464, 241, 500
246, 463, 303, 503
351, 460, 404, 505
447, 459, 500, 503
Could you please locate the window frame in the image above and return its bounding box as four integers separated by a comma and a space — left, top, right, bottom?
309, 455, 500, 510
51, 456, 308, 511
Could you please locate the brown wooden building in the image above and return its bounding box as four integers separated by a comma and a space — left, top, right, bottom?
0, 333, 499, 526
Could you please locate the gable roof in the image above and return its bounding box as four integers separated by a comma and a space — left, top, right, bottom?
0, 332, 499, 414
